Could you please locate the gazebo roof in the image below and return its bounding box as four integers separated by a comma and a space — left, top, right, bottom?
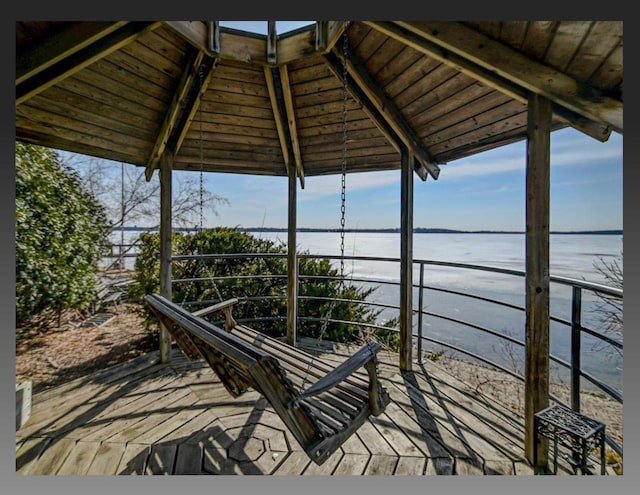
16, 21, 623, 186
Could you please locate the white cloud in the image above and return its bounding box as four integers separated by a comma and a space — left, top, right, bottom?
300, 170, 400, 201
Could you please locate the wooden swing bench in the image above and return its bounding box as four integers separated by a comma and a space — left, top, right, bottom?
144, 293, 390, 465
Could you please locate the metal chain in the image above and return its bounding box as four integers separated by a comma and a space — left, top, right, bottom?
196, 64, 223, 304
318, 31, 349, 341
198, 66, 205, 233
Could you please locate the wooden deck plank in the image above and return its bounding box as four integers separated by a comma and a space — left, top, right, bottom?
27, 370, 181, 440
202, 446, 264, 474
355, 420, 397, 455
394, 456, 426, 475
272, 450, 312, 475
131, 399, 213, 445
397, 370, 525, 462
455, 457, 485, 475
145, 444, 177, 474
56, 441, 101, 475
363, 454, 399, 475
160, 410, 221, 444
425, 456, 455, 475
374, 401, 451, 458
79, 377, 191, 442
332, 453, 370, 475
484, 459, 516, 475
385, 376, 472, 456
340, 429, 370, 454
86, 442, 128, 475
116, 442, 150, 475
27, 438, 77, 475
302, 449, 343, 475
15, 437, 51, 474
174, 443, 204, 474
112, 391, 199, 444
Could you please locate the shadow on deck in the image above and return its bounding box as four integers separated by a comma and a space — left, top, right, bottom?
15, 344, 600, 475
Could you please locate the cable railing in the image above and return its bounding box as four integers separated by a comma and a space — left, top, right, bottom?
170, 251, 623, 457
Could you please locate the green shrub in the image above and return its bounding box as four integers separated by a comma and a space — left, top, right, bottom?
15, 143, 110, 326
129, 227, 383, 343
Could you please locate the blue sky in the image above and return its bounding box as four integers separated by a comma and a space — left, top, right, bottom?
194, 20, 624, 232
197, 127, 622, 231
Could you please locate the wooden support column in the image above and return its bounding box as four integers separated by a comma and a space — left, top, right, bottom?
399, 146, 414, 370
287, 165, 298, 346
159, 152, 173, 363
524, 93, 552, 469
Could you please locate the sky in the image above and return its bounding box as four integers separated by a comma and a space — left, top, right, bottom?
69, 21, 624, 233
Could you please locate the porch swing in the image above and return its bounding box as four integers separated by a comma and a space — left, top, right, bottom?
144, 32, 390, 465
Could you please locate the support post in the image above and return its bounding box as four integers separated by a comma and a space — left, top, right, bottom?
399, 146, 414, 370
570, 286, 582, 412
159, 152, 173, 363
287, 165, 298, 346
524, 93, 552, 470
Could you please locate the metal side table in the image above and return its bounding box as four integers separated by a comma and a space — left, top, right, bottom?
534, 404, 606, 475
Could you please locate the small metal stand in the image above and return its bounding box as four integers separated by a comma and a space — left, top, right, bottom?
534, 404, 606, 475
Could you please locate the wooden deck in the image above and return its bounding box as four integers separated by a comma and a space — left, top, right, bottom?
15, 342, 605, 476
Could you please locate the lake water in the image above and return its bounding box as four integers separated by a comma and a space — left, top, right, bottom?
110, 230, 624, 393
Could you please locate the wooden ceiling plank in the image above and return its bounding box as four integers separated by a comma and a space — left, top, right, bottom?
16, 21, 128, 85
264, 66, 291, 175
145, 49, 206, 180
388, 21, 622, 133
279, 65, 305, 188
329, 48, 440, 180
366, 21, 614, 142
16, 22, 162, 106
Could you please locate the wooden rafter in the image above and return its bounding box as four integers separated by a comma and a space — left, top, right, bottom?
366, 21, 621, 138
16, 22, 161, 106
16, 21, 128, 85
279, 65, 305, 189
336, 46, 440, 180
162, 56, 217, 179
322, 52, 403, 166
315, 21, 349, 53
267, 21, 277, 65
264, 66, 291, 176
145, 48, 207, 181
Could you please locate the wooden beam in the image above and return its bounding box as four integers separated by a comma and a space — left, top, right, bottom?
279, 65, 305, 189
287, 165, 298, 346
165, 56, 217, 173
315, 21, 349, 54
16, 22, 161, 106
145, 49, 206, 181
337, 46, 440, 180
16, 21, 128, 85
264, 66, 291, 175
322, 52, 403, 161
399, 146, 414, 370
367, 21, 622, 135
209, 21, 220, 54
524, 93, 551, 470
159, 151, 174, 364
267, 21, 277, 65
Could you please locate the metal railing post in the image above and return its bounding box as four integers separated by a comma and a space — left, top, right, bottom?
571, 286, 582, 412
416, 262, 425, 365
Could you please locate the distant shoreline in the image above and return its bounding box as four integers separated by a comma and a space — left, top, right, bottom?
117, 226, 623, 235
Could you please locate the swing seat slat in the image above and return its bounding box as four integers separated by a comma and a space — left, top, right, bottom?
144, 293, 390, 465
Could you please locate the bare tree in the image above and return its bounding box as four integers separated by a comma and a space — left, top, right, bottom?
65, 154, 229, 231
591, 250, 623, 357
